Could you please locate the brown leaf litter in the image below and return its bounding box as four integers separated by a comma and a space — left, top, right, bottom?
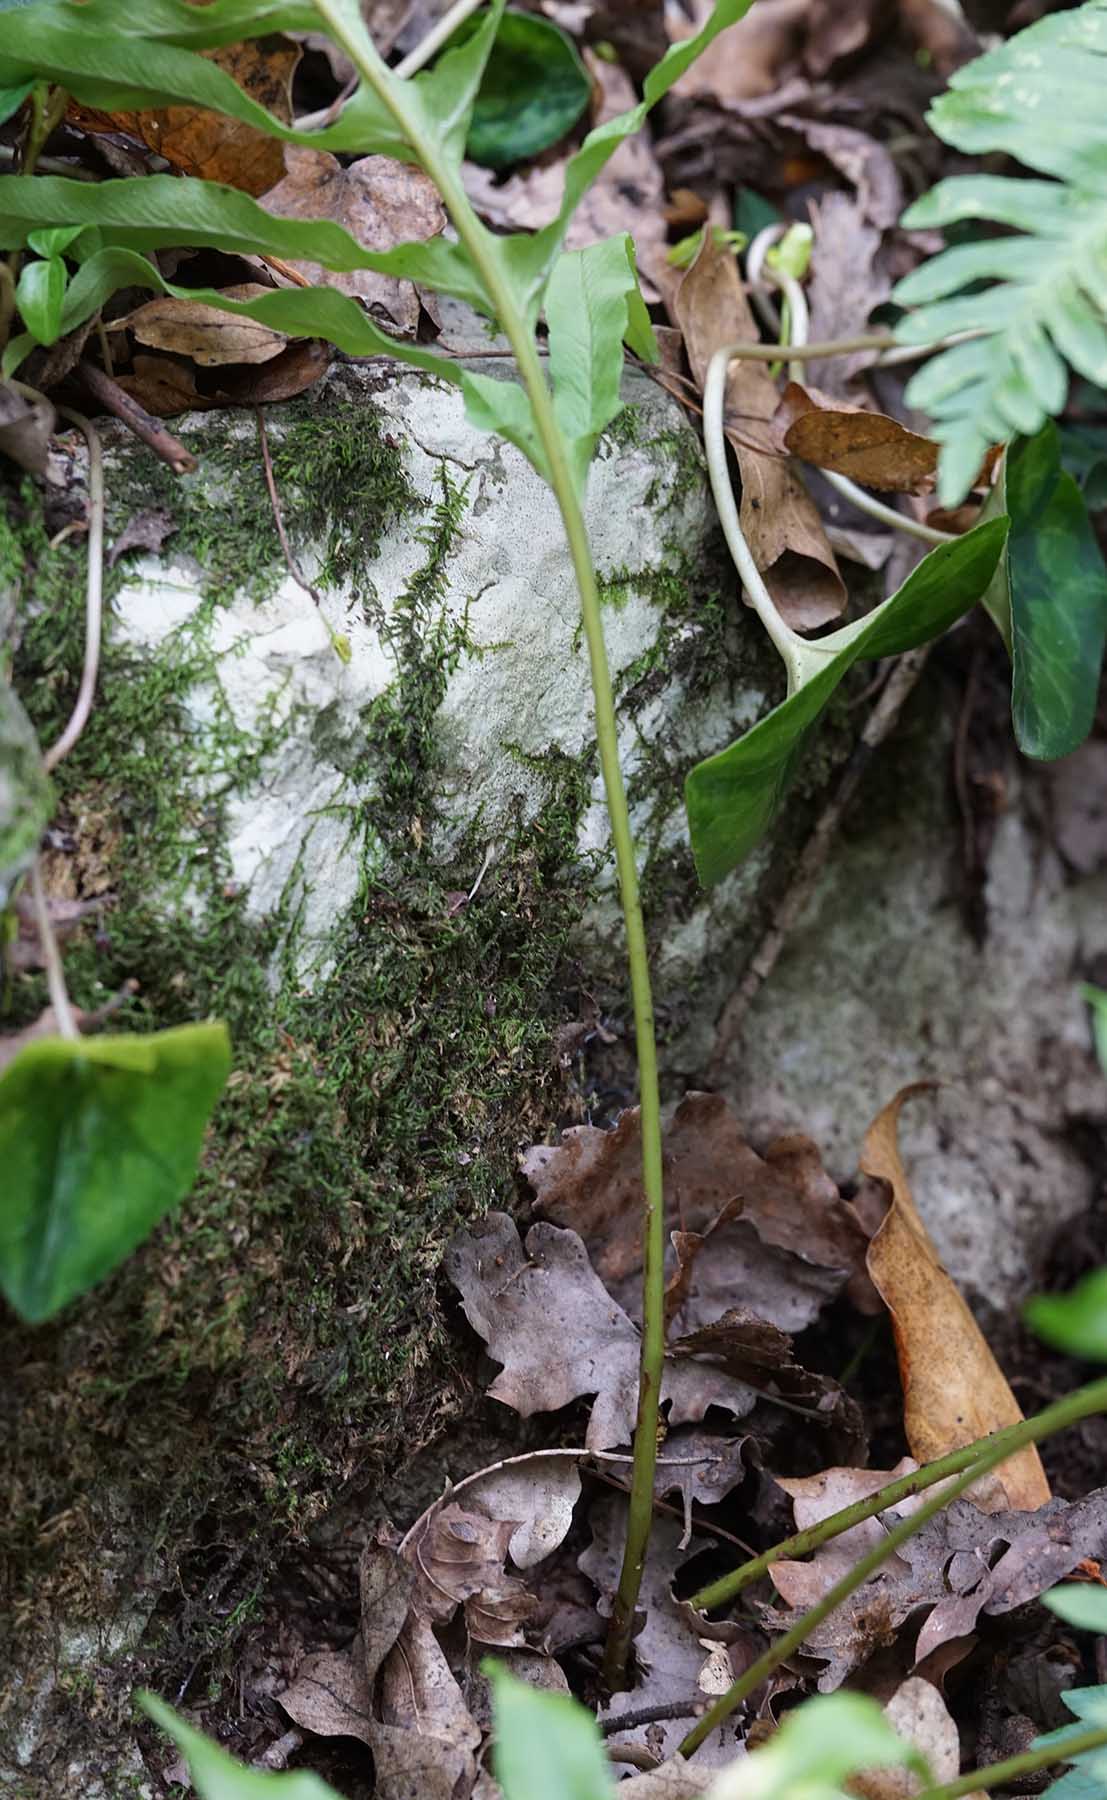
774, 382, 939, 494
673, 233, 846, 633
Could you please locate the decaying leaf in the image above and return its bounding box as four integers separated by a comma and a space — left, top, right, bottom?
761, 1478, 1107, 1689
674, 233, 845, 632
444, 1211, 759, 1450
863, 1088, 1050, 1512
672, 1310, 861, 1446
803, 192, 893, 395
670, 0, 809, 103
852, 1677, 966, 1800
261, 149, 446, 338
116, 286, 291, 367
117, 338, 330, 417
73, 36, 300, 196
0, 381, 55, 478
108, 507, 179, 569
776, 383, 938, 494
581, 1502, 756, 1767
524, 1092, 868, 1332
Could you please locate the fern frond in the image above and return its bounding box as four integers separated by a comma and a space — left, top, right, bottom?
893, 1, 1107, 504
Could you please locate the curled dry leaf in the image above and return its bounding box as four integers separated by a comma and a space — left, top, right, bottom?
73, 36, 300, 195
862, 1087, 1050, 1512
672, 1309, 862, 1447
261, 149, 446, 338
777, 383, 939, 495
674, 232, 845, 633
444, 1211, 759, 1450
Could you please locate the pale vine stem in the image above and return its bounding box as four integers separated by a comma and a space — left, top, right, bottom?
393, 0, 486, 77
310, 0, 664, 1689
29, 862, 78, 1040
678, 1372, 1107, 1757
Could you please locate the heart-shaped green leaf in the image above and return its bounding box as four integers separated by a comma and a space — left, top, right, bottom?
15, 254, 66, 344
453, 9, 590, 169
983, 424, 1107, 761
0, 1021, 231, 1323
685, 519, 1008, 886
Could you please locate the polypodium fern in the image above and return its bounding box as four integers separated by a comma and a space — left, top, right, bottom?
893, 1, 1107, 505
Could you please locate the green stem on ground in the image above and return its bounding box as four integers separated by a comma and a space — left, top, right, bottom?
310, 0, 665, 1692
678, 1374, 1107, 1758
919, 1724, 1107, 1800
691, 1383, 1101, 1611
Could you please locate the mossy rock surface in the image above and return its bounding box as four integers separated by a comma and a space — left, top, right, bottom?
1, 363, 797, 1792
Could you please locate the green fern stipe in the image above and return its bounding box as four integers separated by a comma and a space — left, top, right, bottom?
894, 1, 1107, 505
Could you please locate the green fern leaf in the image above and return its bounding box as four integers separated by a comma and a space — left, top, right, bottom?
893, 1, 1107, 504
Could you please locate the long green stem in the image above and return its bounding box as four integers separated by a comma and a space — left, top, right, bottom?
919, 1725, 1107, 1800
310, 3, 666, 1691
678, 1374, 1107, 1758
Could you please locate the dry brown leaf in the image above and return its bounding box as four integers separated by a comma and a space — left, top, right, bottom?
769, 1461, 923, 1614
777, 383, 938, 494
72, 37, 300, 195
670, 0, 808, 102
261, 148, 446, 337
779, 114, 903, 230
851, 1677, 966, 1800
117, 353, 214, 419
803, 0, 893, 76
674, 233, 845, 633
672, 1309, 861, 1442
762, 1482, 1107, 1688
899, 0, 981, 74
0, 381, 55, 477
863, 1087, 1050, 1512
108, 507, 179, 569
804, 192, 893, 395
444, 1211, 759, 1450
524, 1092, 868, 1322
118, 286, 289, 367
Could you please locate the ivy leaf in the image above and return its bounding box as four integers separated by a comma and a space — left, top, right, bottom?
488, 1664, 613, 1800
457, 10, 590, 170
1026, 1267, 1107, 1362
685, 520, 1008, 886
14, 254, 66, 344
0, 1022, 231, 1324
139, 1692, 343, 1799
984, 424, 1107, 760
546, 235, 657, 493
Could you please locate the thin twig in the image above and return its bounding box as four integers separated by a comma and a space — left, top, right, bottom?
600, 1700, 705, 1738
44, 406, 105, 774
76, 360, 196, 476
709, 645, 931, 1077
29, 861, 78, 1040
255, 407, 324, 612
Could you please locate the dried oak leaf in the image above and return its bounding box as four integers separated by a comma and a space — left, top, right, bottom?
674, 232, 845, 633
117, 285, 290, 367
72, 36, 300, 195
581, 1501, 755, 1768
672, 1309, 862, 1446
762, 1483, 1107, 1688
261, 148, 446, 338
776, 383, 938, 494
852, 1677, 968, 1800
444, 1211, 759, 1450
523, 1091, 867, 1332
863, 1087, 1050, 1511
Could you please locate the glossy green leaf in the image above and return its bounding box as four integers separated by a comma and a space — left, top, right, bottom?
488, 1665, 612, 1800
27, 223, 90, 257
1045, 1587, 1107, 1633
0, 75, 31, 123
685, 520, 1008, 886
1034, 1683, 1107, 1800
139, 1693, 343, 1799
986, 425, 1107, 760
14, 255, 66, 344
71, 0, 323, 44
0, 1022, 231, 1323
454, 9, 590, 169
546, 234, 656, 492
501, 0, 755, 321
1026, 1267, 1107, 1362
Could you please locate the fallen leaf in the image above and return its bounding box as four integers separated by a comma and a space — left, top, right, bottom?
444, 1211, 759, 1450
653, 1425, 751, 1549
616, 1760, 705, 1798
852, 1677, 966, 1800
899, 0, 981, 75
118, 354, 214, 419
803, 192, 893, 395
74, 36, 300, 196
674, 232, 845, 632
670, 0, 809, 103
768, 1461, 924, 1614
9, 892, 108, 968
863, 1087, 1050, 1512
778, 114, 903, 230
524, 1092, 868, 1330
777, 383, 938, 494
117, 286, 291, 367
118, 339, 330, 417
581, 1503, 753, 1767
261, 148, 446, 338
108, 507, 179, 568
0, 381, 55, 477
672, 1309, 862, 1443
802, 0, 892, 78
